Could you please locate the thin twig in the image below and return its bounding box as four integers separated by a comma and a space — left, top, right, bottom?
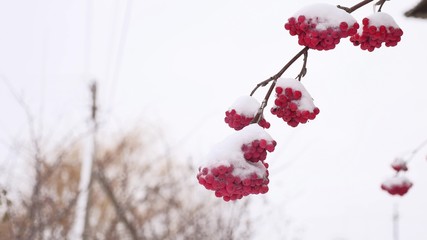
250, 77, 275, 96
406, 138, 427, 163
376, 0, 387, 12
296, 51, 308, 81
272, 46, 310, 82
251, 47, 309, 123
338, 0, 375, 13
94, 170, 139, 240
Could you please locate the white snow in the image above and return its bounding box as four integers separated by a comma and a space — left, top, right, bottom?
293, 3, 357, 30
366, 12, 399, 28
276, 78, 317, 111
391, 157, 406, 167
382, 175, 412, 188
201, 124, 274, 178
229, 95, 261, 117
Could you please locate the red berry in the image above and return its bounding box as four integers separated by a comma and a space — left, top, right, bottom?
340, 22, 348, 31
362, 18, 369, 26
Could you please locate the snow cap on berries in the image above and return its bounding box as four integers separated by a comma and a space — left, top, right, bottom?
229, 96, 259, 116
365, 12, 400, 28
276, 78, 316, 111
293, 3, 357, 30
225, 96, 270, 130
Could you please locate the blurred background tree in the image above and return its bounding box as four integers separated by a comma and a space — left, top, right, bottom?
405, 0, 427, 18
0, 120, 252, 240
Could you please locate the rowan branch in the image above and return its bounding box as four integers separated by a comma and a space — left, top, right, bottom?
250, 0, 389, 123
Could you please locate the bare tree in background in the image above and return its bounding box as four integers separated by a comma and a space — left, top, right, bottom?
0, 126, 253, 240
0, 80, 254, 240
0, 188, 12, 239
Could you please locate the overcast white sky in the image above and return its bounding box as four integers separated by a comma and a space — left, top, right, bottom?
1, 0, 427, 239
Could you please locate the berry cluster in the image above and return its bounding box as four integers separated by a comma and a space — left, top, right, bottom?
225, 109, 270, 130
225, 96, 270, 130
381, 176, 413, 196
242, 139, 276, 163
391, 158, 408, 172
197, 164, 270, 201
271, 78, 319, 127
197, 125, 275, 201
350, 12, 403, 52
284, 4, 359, 51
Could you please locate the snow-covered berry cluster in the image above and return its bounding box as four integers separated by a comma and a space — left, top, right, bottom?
284, 3, 359, 50
225, 96, 270, 130
381, 176, 413, 196
271, 78, 319, 127
391, 158, 408, 172
197, 164, 270, 201
197, 125, 275, 201
350, 12, 403, 52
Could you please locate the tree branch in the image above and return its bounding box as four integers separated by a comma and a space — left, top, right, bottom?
251, 47, 309, 123
94, 169, 139, 240
337, 0, 375, 13
250, 0, 388, 123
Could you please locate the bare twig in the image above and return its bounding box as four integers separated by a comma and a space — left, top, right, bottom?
405, 138, 427, 163
376, 0, 388, 12
296, 51, 308, 81
250, 77, 275, 97
94, 170, 139, 240
251, 47, 309, 124
338, 0, 375, 13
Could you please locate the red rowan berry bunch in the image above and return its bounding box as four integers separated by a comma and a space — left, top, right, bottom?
197, 165, 270, 201
271, 78, 320, 127
391, 158, 408, 172
350, 12, 403, 51
198, 0, 404, 202
197, 125, 275, 201
381, 176, 413, 196
225, 96, 271, 130
285, 3, 359, 50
